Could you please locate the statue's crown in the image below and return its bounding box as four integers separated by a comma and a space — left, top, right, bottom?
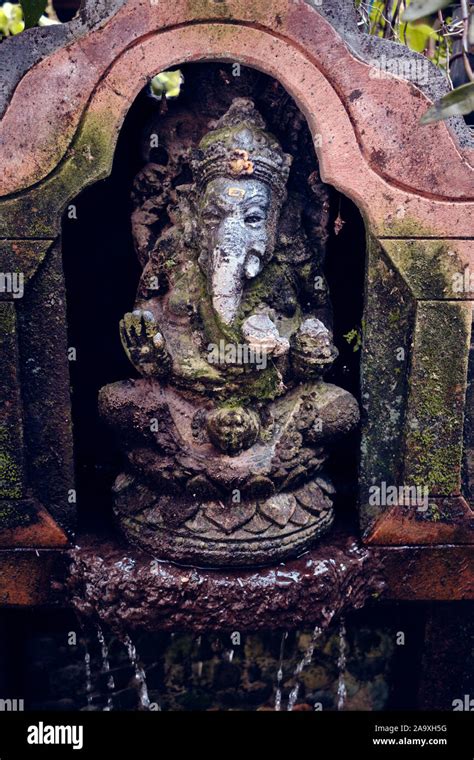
192, 98, 292, 196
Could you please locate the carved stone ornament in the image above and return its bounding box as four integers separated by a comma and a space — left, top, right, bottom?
99, 98, 359, 566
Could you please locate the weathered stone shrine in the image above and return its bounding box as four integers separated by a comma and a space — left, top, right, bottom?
0, 0, 473, 615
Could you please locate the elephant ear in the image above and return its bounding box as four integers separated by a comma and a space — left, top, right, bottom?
174, 184, 198, 246
131, 164, 169, 269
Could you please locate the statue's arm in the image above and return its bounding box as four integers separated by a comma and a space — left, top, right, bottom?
288, 262, 338, 378
290, 317, 337, 379
120, 232, 179, 378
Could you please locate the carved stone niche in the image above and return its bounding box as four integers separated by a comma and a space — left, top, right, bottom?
0, 0, 473, 611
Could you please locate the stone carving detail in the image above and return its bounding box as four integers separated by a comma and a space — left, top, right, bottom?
99, 98, 359, 566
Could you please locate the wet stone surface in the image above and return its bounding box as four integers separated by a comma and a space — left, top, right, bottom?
67, 529, 384, 634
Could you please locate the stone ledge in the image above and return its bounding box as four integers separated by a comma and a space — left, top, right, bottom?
64, 529, 473, 633
1, 532, 472, 624
67, 529, 382, 633
0, 549, 67, 606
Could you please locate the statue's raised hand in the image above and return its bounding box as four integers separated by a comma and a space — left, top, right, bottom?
241, 314, 290, 359
120, 309, 171, 378
291, 318, 338, 379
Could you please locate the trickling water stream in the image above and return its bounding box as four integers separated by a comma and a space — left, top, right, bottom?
337, 616, 347, 711
97, 626, 115, 711
122, 634, 154, 711
194, 634, 203, 679
274, 631, 288, 711
287, 625, 323, 711
69, 590, 373, 713
83, 645, 93, 708
66, 614, 394, 711
287, 609, 336, 711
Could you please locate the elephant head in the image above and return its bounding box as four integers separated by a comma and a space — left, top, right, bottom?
192, 99, 292, 326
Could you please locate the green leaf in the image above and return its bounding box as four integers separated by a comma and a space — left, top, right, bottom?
9, 16, 24, 33
405, 21, 442, 52
20, 0, 47, 28
0, 9, 9, 35
150, 70, 183, 100
343, 327, 363, 352
420, 82, 474, 123
0, 3, 25, 36
402, 0, 451, 22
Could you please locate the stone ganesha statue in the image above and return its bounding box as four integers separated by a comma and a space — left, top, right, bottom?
99, 98, 359, 566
